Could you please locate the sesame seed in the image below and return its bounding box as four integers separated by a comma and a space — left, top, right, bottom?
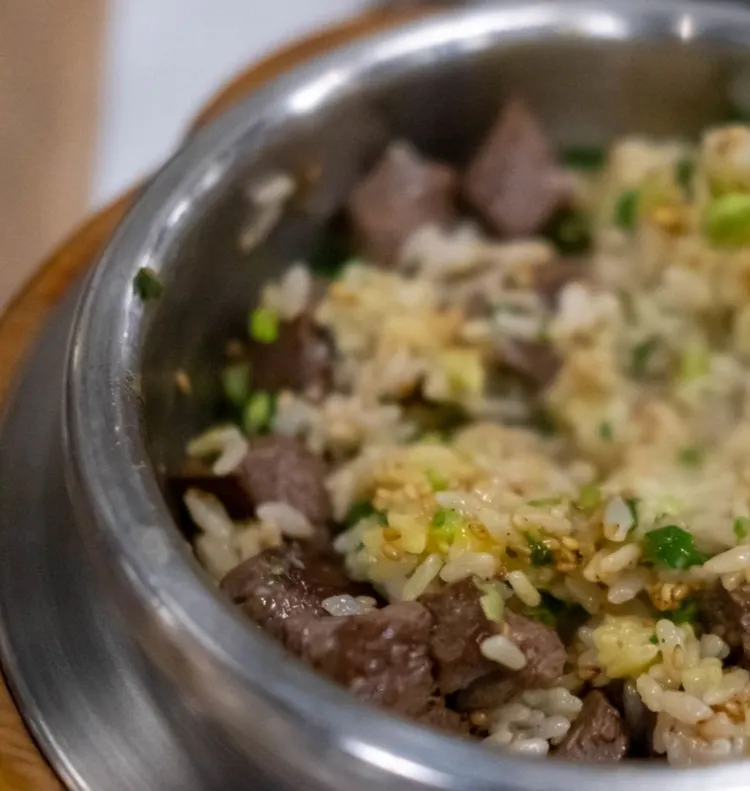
382, 544, 402, 561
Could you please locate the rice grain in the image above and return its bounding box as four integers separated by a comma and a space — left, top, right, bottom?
507, 570, 541, 607
660, 691, 713, 725
704, 545, 750, 574
256, 502, 315, 539
480, 635, 528, 670
402, 554, 444, 601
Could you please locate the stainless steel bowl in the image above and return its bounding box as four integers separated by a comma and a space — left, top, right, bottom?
7, 2, 750, 789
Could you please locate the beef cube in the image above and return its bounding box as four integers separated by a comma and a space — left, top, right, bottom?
284, 602, 436, 716
554, 691, 629, 762
456, 612, 566, 710
416, 700, 470, 736
220, 543, 359, 640
463, 99, 571, 237
505, 612, 567, 687
495, 339, 562, 389
249, 313, 333, 397
168, 458, 254, 521
348, 142, 457, 266
533, 258, 586, 308
701, 582, 750, 663
420, 578, 501, 695
237, 436, 331, 525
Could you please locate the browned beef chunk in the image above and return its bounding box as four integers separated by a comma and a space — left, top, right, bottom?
700, 582, 750, 663
533, 258, 586, 308
237, 436, 331, 525
456, 612, 566, 710
220, 543, 359, 640
554, 691, 629, 762
348, 142, 457, 266
167, 459, 254, 520
505, 612, 567, 686
420, 578, 500, 695
416, 699, 470, 736
463, 99, 571, 238
495, 339, 561, 389
284, 602, 436, 716
249, 313, 333, 397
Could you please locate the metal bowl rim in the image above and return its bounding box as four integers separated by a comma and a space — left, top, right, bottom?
68, 2, 750, 786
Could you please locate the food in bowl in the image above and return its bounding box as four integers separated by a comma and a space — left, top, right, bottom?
164, 98, 750, 765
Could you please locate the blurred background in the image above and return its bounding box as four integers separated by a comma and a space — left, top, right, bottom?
2, 0, 371, 312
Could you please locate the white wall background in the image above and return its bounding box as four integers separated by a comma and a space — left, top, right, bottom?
94, 0, 371, 206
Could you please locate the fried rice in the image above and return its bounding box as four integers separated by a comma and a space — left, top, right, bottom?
175, 119, 750, 765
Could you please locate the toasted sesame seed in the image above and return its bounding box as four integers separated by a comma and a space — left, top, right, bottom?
174, 369, 192, 395
470, 711, 489, 728
382, 544, 402, 561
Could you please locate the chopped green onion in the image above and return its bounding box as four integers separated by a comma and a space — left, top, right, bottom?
664, 597, 698, 625
425, 469, 449, 493
734, 516, 750, 541
577, 484, 603, 511
598, 421, 614, 441
533, 410, 558, 437
221, 362, 251, 407
620, 290, 636, 324
308, 220, 353, 278
431, 508, 462, 542
527, 496, 562, 508
561, 145, 606, 172
249, 307, 280, 344
242, 391, 275, 434
432, 507, 453, 528
725, 103, 750, 124
675, 157, 695, 196
523, 603, 557, 629
704, 192, 750, 248
643, 525, 708, 570
680, 343, 710, 381
614, 189, 639, 231
524, 533, 554, 567
133, 267, 163, 300
474, 579, 505, 624
678, 446, 704, 468
542, 208, 592, 255
535, 317, 551, 343
626, 498, 640, 529
344, 500, 386, 528
631, 336, 659, 379
344, 500, 374, 527
522, 593, 588, 640
649, 634, 659, 645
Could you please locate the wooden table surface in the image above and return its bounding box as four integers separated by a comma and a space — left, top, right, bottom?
0, 6, 427, 788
